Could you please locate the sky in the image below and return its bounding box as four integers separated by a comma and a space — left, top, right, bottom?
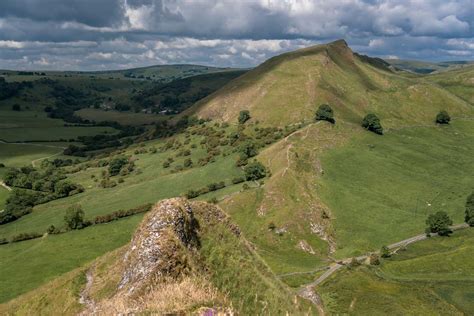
0, 0, 472, 70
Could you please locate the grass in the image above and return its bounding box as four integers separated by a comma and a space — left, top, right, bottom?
0, 110, 117, 142
319, 228, 474, 315
319, 120, 474, 258
75, 108, 168, 126
0, 214, 143, 303
0, 142, 63, 168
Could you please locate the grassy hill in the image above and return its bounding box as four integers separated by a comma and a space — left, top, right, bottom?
0, 40, 473, 313
188, 40, 472, 127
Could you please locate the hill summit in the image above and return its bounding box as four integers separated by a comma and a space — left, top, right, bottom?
187, 39, 471, 128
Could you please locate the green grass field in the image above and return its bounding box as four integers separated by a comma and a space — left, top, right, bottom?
0, 214, 143, 303
319, 228, 474, 315
0, 110, 117, 142
319, 120, 474, 258
75, 108, 168, 126
0, 142, 64, 168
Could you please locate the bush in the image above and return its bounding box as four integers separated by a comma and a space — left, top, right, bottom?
10, 232, 42, 243
232, 176, 245, 184
435, 111, 451, 124
380, 245, 391, 258
362, 114, 383, 135
11, 104, 21, 111
64, 204, 86, 230
92, 203, 152, 224
465, 192, 474, 227
426, 211, 453, 236
244, 161, 267, 181
162, 161, 171, 168
186, 190, 200, 199
108, 156, 128, 176
239, 140, 258, 159
238, 110, 251, 124
46, 225, 60, 234
369, 253, 380, 265
315, 104, 335, 124
183, 158, 193, 168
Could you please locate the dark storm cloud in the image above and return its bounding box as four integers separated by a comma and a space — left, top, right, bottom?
0, 0, 472, 70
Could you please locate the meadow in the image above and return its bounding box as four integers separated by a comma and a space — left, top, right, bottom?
75, 108, 168, 126
319, 228, 474, 315
319, 120, 474, 258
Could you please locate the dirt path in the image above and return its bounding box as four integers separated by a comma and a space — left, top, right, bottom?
31, 152, 63, 167
297, 223, 470, 309
78, 265, 97, 315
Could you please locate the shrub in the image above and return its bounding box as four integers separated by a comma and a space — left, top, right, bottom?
244, 161, 267, 181
47, 225, 60, 234
465, 192, 474, 227
369, 253, 380, 265
435, 111, 451, 124
162, 161, 171, 168
183, 158, 193, 168
108, 156, 128, 176
11, 232, 42, 243
315, 104, 335, 124
362, 114, 383, 135
12, 104, 21, 111
426, 211, 453, 236
186, 190, 200, 199
380, 245, 391, 258
239, 140, 258, 159
232, 176, 245, 184
238, 110, 251, 124
64, 204, 85, 230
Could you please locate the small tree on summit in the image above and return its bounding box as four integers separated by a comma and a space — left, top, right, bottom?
362, 114, 383, 135
238, 110, 251, 124
425, 211, 453, 236
315, 104, 335, 124
435, 111, 451, 124
465, 192, 474, 227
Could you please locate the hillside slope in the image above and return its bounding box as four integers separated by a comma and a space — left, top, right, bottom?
188, 40, 472, 127
0, 198, 312, 315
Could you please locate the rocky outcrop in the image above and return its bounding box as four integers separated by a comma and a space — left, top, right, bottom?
119, 198, 200, 295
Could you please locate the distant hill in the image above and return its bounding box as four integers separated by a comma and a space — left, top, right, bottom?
385, 59, 474, 74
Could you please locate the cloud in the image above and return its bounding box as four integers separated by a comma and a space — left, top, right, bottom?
0, 0, 472, 70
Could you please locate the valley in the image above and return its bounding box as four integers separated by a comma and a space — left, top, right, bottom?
0, 40, 473, 315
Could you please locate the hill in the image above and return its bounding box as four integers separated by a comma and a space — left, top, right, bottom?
188, 40, 472, 127
0, 39, 473, 314
0, 198, 312, 315
385, 59, 474, 74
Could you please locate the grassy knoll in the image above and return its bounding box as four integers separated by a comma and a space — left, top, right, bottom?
0, 110, 117, 142
319, 228, 474, 315
0, 214, 143, 303
319, 120, 474, 258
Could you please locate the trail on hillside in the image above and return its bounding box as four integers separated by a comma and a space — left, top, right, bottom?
31, 152, 63, 167
79, 265, 97, 315
297, 223, 470, 308
0, 140, 66, 167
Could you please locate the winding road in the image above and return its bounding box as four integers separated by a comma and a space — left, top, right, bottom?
297, 223, 470, 305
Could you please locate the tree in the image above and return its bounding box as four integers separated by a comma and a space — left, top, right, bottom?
362, 114, 383, 135
11, 104, 21, 111
435, 111, 451, 124
465, 192, 474, 227
244, 161, 267, 181
64, 204, 85, 230
108, 156, 128, 176
239, 140, 258, 159
426, 211, 453, 236
238, 110, 251, 124
315, 104, 335, 124
380, 245, 391, 258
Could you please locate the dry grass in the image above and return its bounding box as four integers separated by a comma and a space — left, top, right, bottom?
94, 277, 227, 315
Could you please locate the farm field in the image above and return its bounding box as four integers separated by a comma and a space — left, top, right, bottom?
0, 215, 143, 303
0, 110, 117, 142
75, 108, 168, 126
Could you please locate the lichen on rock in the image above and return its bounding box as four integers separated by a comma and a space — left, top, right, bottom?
118, 198, 200, 295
